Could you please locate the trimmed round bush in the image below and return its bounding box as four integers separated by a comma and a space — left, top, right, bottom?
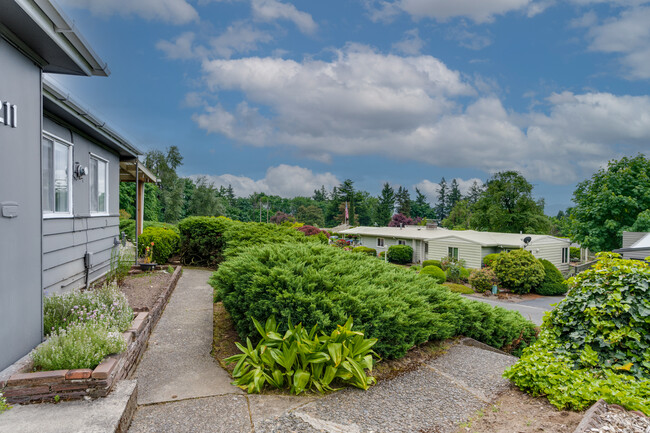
178, 216, 231, 267
469, 268, 498, 293
536, 259, 568, 296
388, 245, 413, 264
482, 253, 500, 268
353, 246, 377, 257
420, 265, 446, 283
493, 250, 545, 294
422, 259, 441, 268
138, 226, 180, 264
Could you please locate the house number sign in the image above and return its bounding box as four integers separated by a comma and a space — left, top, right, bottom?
0, 100, 18, 128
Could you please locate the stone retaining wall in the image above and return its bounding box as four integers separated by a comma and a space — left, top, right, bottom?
0, 266, 182, 404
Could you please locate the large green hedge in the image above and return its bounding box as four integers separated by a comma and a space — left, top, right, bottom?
211, 243, 537, 359
536, 259, 567, 296
505, 253, 650, 414
119, 219, 178, 242
387, 245, 413, 264
493, 250, 545, 294
138, 226, 180, 264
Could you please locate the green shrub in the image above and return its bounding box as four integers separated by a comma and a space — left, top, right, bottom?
570, 246, 580, 261
443, 283, 474, 294
352, 246, 377, 257
482, 253, 500, 268
536, 260, 568, 296
493, 250, 544, 294
119, 219, 179, 242
178, 216, 232, 267
459, 267, 470, 281
469, 268, 498, 293
379, 251, 386, 258
419, 265, 446, 283
212, 243, 537, 359
138, 226, 180, 264
387, 245, 413, 264
32, 322, 127, 371
43, 285, 133, 337
226, 316, 377, 394
422, 259, 441, 268
504, 253, 650, 413
410, 265, 421, 272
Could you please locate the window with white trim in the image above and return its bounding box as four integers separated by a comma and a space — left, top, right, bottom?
42, 136, 72, 215
398, 240, 406, 245
90, 155, 108, 214
562, 247, 569, 264
448, 247, 459, 260
377, 238, 385, 247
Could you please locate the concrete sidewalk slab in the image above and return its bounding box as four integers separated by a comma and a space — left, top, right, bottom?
132, 269, 242, 405
0, 380, 137, 433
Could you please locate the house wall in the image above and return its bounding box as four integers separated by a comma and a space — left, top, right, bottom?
622, 232, 647, 249
621, 249, 650, 261
0, 37, 44, 371
527, 239, 570, 272
357, 235, 423, 263
427, 239, 483, 269
42, 116, 121, 295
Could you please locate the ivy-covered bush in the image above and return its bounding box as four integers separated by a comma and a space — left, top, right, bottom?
138, 226, 180, 264
469, 268, 498, 293
352, 246, 377, 257
32, 322, 126, 371
493, 250, 545, 294
387, 245, 413, 264
212, 243, 537, 359
482, 253, 500, 268
178, 216, 232, 267
420, 265, 446, 283
536, 259, 568, 296
504, 253, 650, 414
422, 259, 441, 268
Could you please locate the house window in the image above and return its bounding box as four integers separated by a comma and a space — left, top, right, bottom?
398, 240, 406, 245
377, 238, 385, 247
448, 247, 459, 260
42, 136, 72, 215
562, 247, 569, 264
90, 155, 108, 214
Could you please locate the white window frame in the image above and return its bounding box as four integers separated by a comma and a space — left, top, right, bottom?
89, 153, 109, 216
42, 132, 73, 218
448, 246, 459, 260
398, 239, 406, 245
561, 247, 569, 264
377, 238, 385, 247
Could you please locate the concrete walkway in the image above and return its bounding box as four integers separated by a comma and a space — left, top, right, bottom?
127, 269, 521, 433
462, 294, 564, 325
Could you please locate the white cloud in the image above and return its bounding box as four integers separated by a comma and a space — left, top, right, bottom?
445, 25, 493, 50
59, 0, 198, 24
366, 0, 535, 23
191, 45, 650, 185
392, 29, 425, 55
210, 21, 273, 58
190, 165, 340, 197
251, 0, 317, 34
585, 6, 650, 78
156, 32, 197, 60
414, 178, 484, 202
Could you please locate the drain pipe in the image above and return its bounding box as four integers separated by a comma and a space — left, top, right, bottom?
135, 163, 139, 265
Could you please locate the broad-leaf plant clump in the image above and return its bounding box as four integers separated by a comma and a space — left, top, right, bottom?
505, 253, 650, 414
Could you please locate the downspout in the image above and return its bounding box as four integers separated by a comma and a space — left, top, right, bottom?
135, 163, 139, 265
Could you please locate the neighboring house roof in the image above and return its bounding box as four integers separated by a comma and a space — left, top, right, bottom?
340, 226, 570, 247
614, 233, 650, 253
1, 0, 109, 76
43, 78, 143, 159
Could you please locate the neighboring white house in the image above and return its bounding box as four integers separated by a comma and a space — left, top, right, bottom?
614, 232, 650, 261
340, 226, 571, 272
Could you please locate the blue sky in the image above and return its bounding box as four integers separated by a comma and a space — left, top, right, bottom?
52, 0, 650, 214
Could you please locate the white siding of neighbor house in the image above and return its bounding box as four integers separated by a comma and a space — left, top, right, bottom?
427, 238, 483, 269
42, 116, 121, 295
357, 235, 424, 262
527, 238, 570, 272
622, 232, 647, 249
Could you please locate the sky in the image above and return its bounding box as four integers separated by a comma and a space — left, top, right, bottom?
49, 0, 650, 215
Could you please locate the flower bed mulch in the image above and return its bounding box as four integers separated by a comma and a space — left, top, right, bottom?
120, 269, 174, 311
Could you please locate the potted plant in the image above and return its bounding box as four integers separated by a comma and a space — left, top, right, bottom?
140, 242, 157, 271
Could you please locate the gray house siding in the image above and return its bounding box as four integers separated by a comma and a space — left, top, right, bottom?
0, 38, 44, 370
42, 116, 121, 295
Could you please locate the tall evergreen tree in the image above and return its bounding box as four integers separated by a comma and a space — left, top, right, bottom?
396, 186, 411, 217
448, 179, 462, 212
377, 183, 395, 226
435, 177, 448, 220
312, 185, 328, 202
466, 180, 485, 205
411, 187, 431, 219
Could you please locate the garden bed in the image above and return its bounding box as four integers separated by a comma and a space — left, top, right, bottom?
0, 266, 182, 404
120, 268, 174, 311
